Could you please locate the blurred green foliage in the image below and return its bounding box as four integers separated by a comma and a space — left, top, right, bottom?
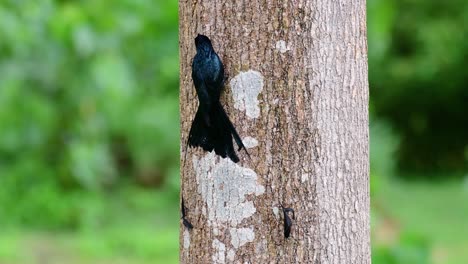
373, 232, 431, 264
0, 0, 466, 263
368, 0, 468, 175
0, 0, 179, 228
0, 1, 180, 262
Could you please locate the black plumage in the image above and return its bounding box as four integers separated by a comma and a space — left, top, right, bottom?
188, 34, 247, 163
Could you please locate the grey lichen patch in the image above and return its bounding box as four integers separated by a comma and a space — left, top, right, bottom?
229, 70, 264, 119
192, 152, 265, 226
275, 40, 291, 53
212, 239, 226, 264
183, 229, 190, 249
230, 227, 255, 249
243, 136, 259, 149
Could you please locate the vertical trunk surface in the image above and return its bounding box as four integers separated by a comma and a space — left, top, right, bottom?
179, 0, 370, 263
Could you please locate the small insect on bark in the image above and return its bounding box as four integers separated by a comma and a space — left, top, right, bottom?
281, 205, 295, 238
181, 198, 193, 230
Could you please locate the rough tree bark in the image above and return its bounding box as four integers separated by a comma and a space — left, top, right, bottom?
179, 0, 369, 263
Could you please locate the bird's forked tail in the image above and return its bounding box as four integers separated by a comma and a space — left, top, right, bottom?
187, 102, 248, 163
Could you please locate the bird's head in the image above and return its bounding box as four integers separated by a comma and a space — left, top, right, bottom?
195, 34, 213, 52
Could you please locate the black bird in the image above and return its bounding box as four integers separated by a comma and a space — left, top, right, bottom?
188, 34, 247, 163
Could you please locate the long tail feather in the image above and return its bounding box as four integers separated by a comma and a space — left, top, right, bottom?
218, 104, 250, 158
188, 103, 242, 163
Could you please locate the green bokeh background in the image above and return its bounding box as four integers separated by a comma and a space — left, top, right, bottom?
0, 0, 466, 263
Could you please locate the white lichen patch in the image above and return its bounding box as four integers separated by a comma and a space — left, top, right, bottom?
230, 227, 255, 249
243, 136, 259, 149
272, 206, 280, 218
212, 239, 226, 264
229, 70, 263, 119
227, 249, 235, 261
183, 229, 190, 249
301, 173, 309, 183
213, 226, 220, 236
275, 40, 291, 53
193, 152, 265, 226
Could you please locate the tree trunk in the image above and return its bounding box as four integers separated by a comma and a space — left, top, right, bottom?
179, 0, 369, 263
